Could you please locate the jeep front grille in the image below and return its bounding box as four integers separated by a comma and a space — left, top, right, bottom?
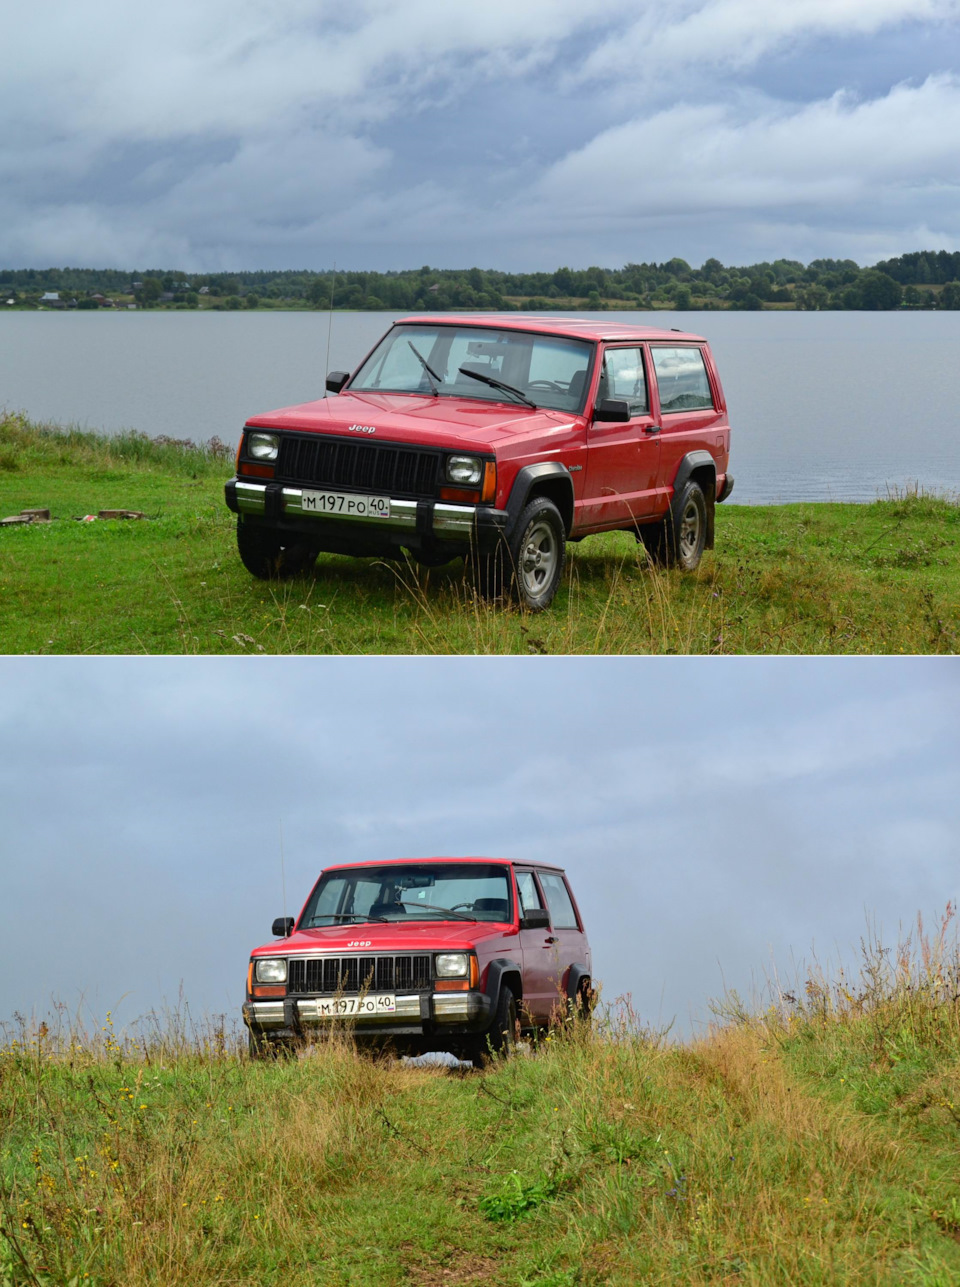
287, 955, 432, 995
276, 435, 441, 499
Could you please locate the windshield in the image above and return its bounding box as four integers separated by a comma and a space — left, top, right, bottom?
349, 324, 594, 414
301, 863, 513, 926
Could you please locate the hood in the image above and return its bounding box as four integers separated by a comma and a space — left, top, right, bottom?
245, 390, 576, 451
251, 920, 513, 957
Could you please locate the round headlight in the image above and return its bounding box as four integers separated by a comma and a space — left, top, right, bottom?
435, 953, 469, 978
255, 958, 288, 983
446, 455, 482, 486
248, 432, 279, 461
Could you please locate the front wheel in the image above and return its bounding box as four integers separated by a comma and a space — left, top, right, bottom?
476, 497, 566, 611
462, 986, 520, 1066
248, 1031, 294, 1060
236, 520, 318, 580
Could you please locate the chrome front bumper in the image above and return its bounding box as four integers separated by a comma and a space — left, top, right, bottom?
227, 479, 500, 544
244, 991, 487, 1031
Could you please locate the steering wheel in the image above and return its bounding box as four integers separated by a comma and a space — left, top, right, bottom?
527, 380, 566, 392
450, 903, 475, 912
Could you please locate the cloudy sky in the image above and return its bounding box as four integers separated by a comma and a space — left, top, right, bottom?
2, 657, 957, 1039
3, 0, 960, 271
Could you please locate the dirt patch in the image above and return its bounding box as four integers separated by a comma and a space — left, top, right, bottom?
404, 1252, 503, 1285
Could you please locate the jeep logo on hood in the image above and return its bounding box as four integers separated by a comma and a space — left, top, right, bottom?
347, 424, 377, 434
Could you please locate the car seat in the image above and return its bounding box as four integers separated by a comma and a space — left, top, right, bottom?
370, 900, 406, 918
474, 897, 510, 919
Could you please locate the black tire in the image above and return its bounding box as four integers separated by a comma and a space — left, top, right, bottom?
570, 978, 595, 1027
461, 985, 520, 1066
409, 546, 457, 569
236, 520, 318, 580
477, 497, 566, 611
639, 481, 707, 571
248, 1030, 287, 1060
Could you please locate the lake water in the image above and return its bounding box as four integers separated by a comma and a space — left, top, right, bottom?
1, 309, 958, 504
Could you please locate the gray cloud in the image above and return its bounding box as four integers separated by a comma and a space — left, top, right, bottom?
2, 1, 960, 268
2, 658, 957, 1037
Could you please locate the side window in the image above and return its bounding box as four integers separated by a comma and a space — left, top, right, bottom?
650, 347, 714, 412
599, 347, 647, 415
516, 871, 544, 912
537, 873, 579, 930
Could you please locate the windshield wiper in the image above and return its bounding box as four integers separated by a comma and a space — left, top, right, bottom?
400, 905, 478, 921
408, 341, 441, 395
310, 912, 389, 925
457, 366, 536, 408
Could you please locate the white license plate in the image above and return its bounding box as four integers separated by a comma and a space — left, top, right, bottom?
301, 489, 391, 518
315, 994, 397, 1017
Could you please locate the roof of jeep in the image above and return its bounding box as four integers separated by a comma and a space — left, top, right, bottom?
319, 856, 565, 873
397, 314, 707, 344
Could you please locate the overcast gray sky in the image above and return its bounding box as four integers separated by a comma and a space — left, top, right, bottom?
3, 1, 960, 270
1, 657, 957, 1039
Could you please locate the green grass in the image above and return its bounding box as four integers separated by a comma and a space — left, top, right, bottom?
7, 920, 960, 1285
1, 412, 958, 654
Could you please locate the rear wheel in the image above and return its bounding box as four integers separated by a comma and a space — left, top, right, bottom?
638, 481, 707, 571
570, 978, 595, 1027
236, 520, 318, 580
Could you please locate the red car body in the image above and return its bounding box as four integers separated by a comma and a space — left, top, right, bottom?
225, 315, 733, 607
243, 856, 591, 1059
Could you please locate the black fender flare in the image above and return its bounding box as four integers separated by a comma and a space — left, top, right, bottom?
566, 963, 592, 1003
504, 463, 575, 537
671, 450, 717, 549
484, 958, 524, 1010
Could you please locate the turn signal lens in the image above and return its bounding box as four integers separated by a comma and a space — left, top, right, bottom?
239, 462, 275, 478
481, 461, 497, 503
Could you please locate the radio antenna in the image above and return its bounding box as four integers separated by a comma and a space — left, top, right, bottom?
279, 817, 288, 932
323, 261, 336, 389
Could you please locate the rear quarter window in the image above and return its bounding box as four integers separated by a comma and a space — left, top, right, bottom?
651, 347, 714, 412
538, 872, 579, 929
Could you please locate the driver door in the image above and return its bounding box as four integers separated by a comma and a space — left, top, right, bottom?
583, 345, 661, 528
515, 869, 556, 1023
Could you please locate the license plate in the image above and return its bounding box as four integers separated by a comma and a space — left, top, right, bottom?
301, 489, 391, 519
315, 994, 397, 1017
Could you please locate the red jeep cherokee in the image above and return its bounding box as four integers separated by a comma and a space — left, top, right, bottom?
243, 856, 592, 1061
225, 315, 733, 610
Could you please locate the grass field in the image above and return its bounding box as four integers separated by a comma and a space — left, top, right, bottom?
1, 413, 958, 654
5, 920, 960, 1285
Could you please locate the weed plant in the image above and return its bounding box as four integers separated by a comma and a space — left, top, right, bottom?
6, 919, 960, 1284
1, 414, 958, 654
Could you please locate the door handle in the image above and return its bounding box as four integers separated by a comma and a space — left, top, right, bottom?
543, 936, 558, 946
645, 423, 661, 435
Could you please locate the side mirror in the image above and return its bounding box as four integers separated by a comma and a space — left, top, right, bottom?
326, 371, 350, 394
594, 398, 631, 423
520, 907, 551, 931
272, 916, 294, 938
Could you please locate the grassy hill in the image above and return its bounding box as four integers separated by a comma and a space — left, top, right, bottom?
1, 413, 958, 654
4, 924, 960, 1285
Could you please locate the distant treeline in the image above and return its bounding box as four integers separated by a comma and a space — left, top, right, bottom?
4, 250, 960, 310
